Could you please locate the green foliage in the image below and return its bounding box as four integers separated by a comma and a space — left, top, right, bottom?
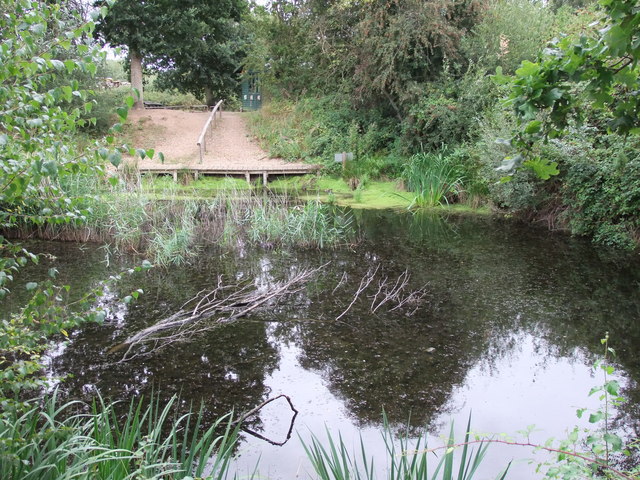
562, 136, 640, 249
0, 0, 136, 405
461, 0, 566, 75
404, 67, 501, 151
248, 96, 398, 163
497, 0, 640, 176
540, 335, 637, 480
0, 391, 239, 480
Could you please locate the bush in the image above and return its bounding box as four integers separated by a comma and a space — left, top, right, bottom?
563, 136, 640, 249
403, 67, 501, 152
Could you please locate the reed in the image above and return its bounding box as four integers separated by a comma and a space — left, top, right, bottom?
301, 415, 510, 480
403, 151, 466, 208
5, 175, 354, 265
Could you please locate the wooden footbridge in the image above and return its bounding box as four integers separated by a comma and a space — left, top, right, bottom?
132, 101, 319, 184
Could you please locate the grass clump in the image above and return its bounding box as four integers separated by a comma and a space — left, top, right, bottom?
0, 391, 239, 480
245, 200, 352, 249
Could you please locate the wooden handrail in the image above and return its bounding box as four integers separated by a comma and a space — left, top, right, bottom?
196, 99, 224, 164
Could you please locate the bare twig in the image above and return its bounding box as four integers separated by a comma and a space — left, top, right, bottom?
336, 264, 380, 321
336, 266, 429, 321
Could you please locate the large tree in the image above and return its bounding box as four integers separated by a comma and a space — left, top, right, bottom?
94, 0, 247, 108
258, 0, 486, 116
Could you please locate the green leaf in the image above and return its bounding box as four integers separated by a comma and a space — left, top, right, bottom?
515, 61, 540, 77
125, 96, 135, 108
116, 107, 128, 121
588, 411, 604, 423
26, 282, 38, 291
522, 158, 559, 180
604, 25, 629, 55
603, 433, 623, 451
146, 148, 155, 159
605, 380, 620, 396
108, 151, 122, 168
524, 120, 542, 134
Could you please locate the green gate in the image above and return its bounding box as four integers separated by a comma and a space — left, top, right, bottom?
241, 72, 262, 111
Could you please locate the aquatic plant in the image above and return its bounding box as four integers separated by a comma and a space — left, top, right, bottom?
245, 199, 352, 249
402, 151, 466, 208
0, 391, 239, 480
302, 415, 510, 480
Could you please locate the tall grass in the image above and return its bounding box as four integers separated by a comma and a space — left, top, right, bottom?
0, 390, 239, 480
243, 198, 352, 249
403, 151, 466, 208
8, 174, 354, 265
302, 416, 510, 480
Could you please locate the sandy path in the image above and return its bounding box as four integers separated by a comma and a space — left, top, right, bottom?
128, 109, 312, 171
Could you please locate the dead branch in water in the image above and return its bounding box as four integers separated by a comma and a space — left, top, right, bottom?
336, 267, 429, 320
235, 394, 299, 446
113, 265, 325, 361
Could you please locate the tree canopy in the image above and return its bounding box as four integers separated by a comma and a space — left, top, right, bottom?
94, 0, 248, 106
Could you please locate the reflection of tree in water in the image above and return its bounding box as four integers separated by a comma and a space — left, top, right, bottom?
293, 314, 486, 433
278, 251, 488, 433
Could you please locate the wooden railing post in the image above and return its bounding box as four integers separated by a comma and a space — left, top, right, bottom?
196, 99, 223, 164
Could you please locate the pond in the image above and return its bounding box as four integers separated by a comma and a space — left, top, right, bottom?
13, 209, 640, 479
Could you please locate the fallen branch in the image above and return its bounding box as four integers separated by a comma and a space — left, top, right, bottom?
112, 266, 325, 361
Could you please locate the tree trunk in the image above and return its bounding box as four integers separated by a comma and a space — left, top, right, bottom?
130, 49, 144, 110
204, 86, 215, 107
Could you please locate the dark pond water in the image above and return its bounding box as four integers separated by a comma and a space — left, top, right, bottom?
9, 209, 640, 478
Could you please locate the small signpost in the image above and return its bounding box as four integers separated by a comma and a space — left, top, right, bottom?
334, 152, 354, 170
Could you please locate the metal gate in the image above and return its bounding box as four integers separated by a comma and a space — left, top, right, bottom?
241, 72, 262, 111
